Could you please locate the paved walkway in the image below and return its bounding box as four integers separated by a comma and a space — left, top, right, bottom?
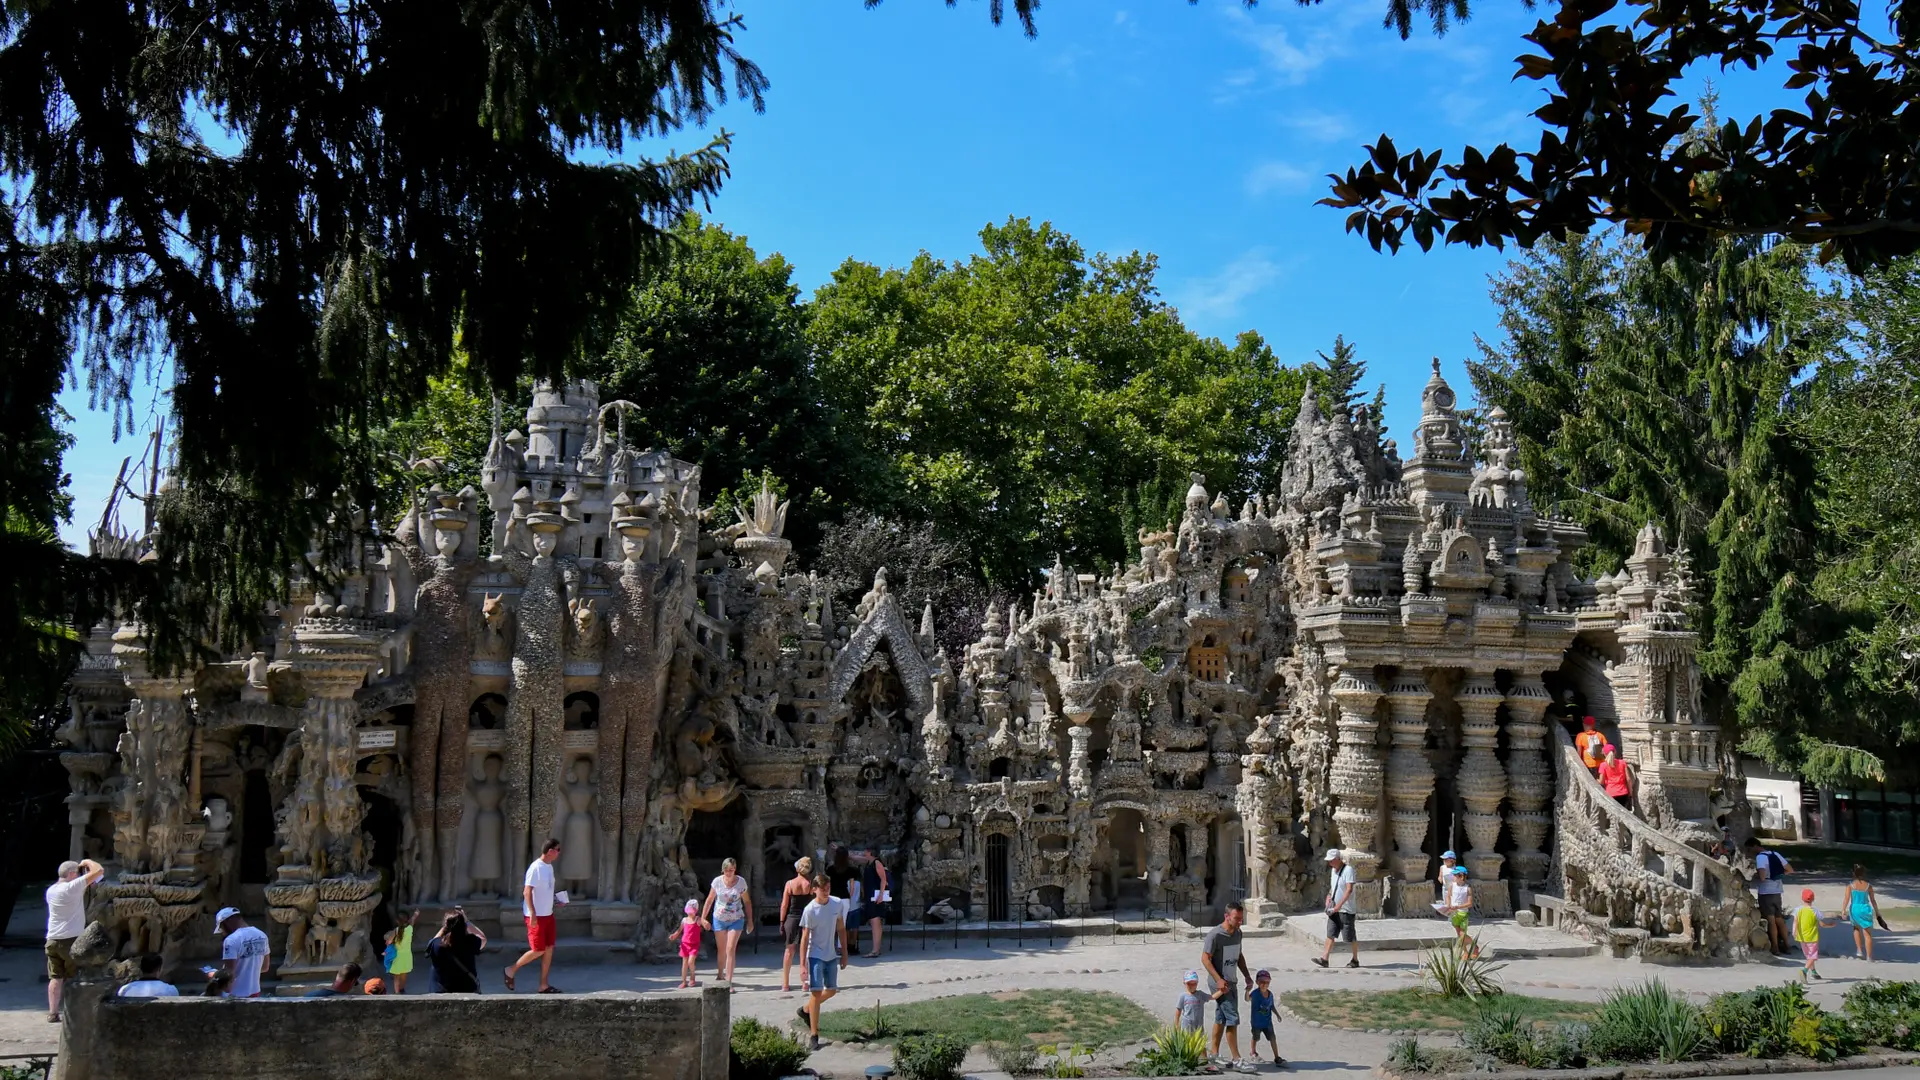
3, 867, 1918, 1075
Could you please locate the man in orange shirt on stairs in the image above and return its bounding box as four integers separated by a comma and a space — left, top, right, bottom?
1575, 715, 1607, 773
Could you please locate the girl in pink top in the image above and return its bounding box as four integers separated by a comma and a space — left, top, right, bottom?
670, 899, 709, 988
1598, 744, 1633, 811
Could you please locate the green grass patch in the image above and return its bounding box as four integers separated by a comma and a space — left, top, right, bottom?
1280, 988, 1597, 1032
815, 989, 1158, 1049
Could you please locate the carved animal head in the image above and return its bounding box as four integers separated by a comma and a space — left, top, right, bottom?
482, 593, 508, 631
569, 596, 599, 636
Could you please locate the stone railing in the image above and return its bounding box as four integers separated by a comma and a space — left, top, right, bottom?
1548, 723, 1756, 959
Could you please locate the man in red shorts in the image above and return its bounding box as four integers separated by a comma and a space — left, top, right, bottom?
505, 839, 564, 993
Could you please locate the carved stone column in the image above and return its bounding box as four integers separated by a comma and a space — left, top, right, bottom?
111, 627, 197, 876
1145, 818, 1170, 905
1236, 724, 1288, 922
1067, 721, 1093, 801
1383, 670, 1434, 912
1328, 667, 1385, 915
1454, 674, 1511, 915
1503, 674, 1554, 897
287, 612, 384, 874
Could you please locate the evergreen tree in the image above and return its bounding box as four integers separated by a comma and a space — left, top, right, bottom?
1312, 335, 1368, 421
1471, 233, 1891, 783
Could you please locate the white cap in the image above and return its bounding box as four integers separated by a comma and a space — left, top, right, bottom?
1183, 970, 1201, 983
214, 906, 241, 930
1324, 848, 1342, 862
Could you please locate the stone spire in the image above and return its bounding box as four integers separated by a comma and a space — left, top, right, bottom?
1279, 388, 1368, 514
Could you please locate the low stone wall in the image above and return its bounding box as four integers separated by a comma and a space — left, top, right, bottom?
54, 980, 729, 1080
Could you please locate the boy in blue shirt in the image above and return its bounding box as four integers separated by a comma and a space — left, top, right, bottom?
1248, 969, 1283, 1067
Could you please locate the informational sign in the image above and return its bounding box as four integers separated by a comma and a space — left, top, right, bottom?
357, 728, 399, 750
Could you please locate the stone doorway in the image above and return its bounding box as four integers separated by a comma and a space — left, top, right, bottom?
357, 788, 402, 946
238, 767, 274, 884
686, 795, 748, 888
985, 832, 1011, 921
1100, 807, 1147, 912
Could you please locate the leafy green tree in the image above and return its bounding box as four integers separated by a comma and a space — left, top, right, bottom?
1471, 232, 1893, 783
578, 214, 867, 555
808, 217, 1306, 587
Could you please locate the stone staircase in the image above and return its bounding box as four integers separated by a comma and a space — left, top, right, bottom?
1532, 722, 1758, 961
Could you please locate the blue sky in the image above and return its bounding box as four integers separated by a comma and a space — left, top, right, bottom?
54, 0, 1796, 548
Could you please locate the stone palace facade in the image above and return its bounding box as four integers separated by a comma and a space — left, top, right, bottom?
60, 366, 1760, 978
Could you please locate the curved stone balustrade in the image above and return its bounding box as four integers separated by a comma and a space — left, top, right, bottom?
1549, 722, 1753, 958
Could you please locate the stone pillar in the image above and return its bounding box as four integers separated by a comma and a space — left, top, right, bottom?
1503, 674, 1554, 900
1328, 667, 1385, 915
1455, 674, 1511, 916
1067, 721, 1093, 800
1383, 671, 1434, 913
1145, 818, 1170, 905
110, 627, 197, 876
288, 615, 383, 874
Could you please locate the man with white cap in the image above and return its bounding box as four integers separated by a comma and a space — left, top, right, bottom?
1312, 849, 1359, 969
44, 858, 104, 1022
215, 906, 270, 998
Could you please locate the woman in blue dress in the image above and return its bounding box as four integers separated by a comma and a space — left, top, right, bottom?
1847, 863, 1884, 962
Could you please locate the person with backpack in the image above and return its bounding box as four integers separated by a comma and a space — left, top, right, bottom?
1744, 837, 1792, 956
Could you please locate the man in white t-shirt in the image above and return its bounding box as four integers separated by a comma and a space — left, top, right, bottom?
505, 838, 566, 993
45, 858, 104, 1022
216, 906, 270, 998
795, 875, 848, 1052
117, 953, 180, 998
1312, 849, 1360, 969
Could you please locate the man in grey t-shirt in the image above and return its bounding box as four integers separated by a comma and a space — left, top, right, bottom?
1200, 901, 1254, 1073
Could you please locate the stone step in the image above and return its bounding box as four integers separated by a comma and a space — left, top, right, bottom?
1280, 914, 1601, 958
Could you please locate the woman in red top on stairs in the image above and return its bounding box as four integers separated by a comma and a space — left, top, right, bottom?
1597, 744, 1633, 812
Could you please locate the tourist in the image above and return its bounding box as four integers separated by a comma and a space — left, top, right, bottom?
216, 905, 270, 999
700, 857, 752, 986
1433, 850, 1458, 906
1173, 971, 1208, 1034
302, 962, 363, 998
202, 970, 233, 997
1575, 715, 1606, 772
383, 908, 418, 993
1313, 849, 1359, 969
827, 845, 858, 908
1846, 864, 1885, 962
505, 838, 564, 993
673, 899, 709, 988
859, 849, 891, 957
428, 910, 487, 993
363, 977, 388, 995
1441, 866, 1475, 956
796, 874, 848, 1052
1247, 969, 1282, 1067
1200, 899, 1254, 1073
117, 954, 179, 998
1745, 837, 1792, 956
1597, 744, 1632, 810
44, 857, 104, 1023
779, 856, 815, 992
1792, 887, 1837, 982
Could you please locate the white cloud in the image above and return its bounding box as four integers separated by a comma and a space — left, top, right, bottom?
1244, 160, 1311, 196
1214, 0, 1378, 96
1281, 108, 1354, 143
1176, 249, 1283, 322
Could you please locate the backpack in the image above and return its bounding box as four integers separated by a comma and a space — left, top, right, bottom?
1761, 851, 1786, 880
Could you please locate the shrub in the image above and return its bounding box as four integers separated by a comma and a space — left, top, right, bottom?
731, 1018, 811, 1080
1385, 1037, 1438, 1074
1132, 1026, 1210, 1077
1462, 1001, 1589, 1069
987, 1040, 1040, 1075
895, 1033, 968, 1080
1705, 982, 1859, 1062
1037, 1043, 1093, 1078
1844, 980, 1920, 1050
1419, 937, 1505, 999
1586, 980, 1708, 1064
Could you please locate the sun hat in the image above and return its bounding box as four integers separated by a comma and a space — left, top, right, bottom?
1183, 970, 1201, 983
1441, 850, 1457, 860
1582, 714, 1596, 725
684, 899, 698, 914
1255, 969, 1271, 981
362, 978, 386, 995
1324, 848, 1342, 862
1802, 888, 1815, 902
213, 906, 240, 931
1451, 866, 1469, 876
